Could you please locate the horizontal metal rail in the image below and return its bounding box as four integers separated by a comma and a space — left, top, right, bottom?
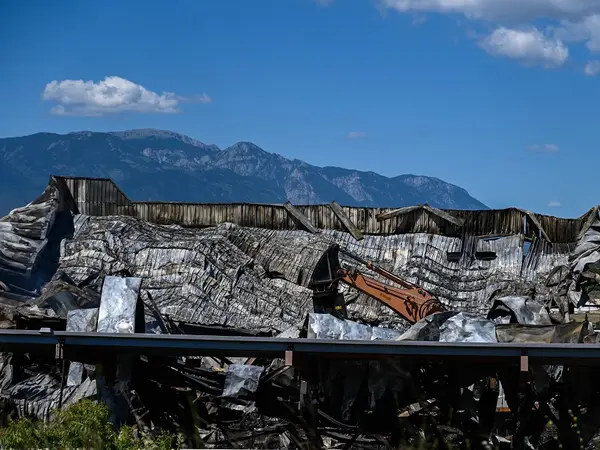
0, 329, 600, 365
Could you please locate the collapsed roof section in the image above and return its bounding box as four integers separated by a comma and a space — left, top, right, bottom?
5, 178, 600, 448
59, 216, 321, 333
328, 231, 573, 326
0, 175, 598, 332
0, 181, 60, 277
567, 218, 600, 308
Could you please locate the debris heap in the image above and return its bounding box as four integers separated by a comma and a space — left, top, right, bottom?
1, 178, 600, 449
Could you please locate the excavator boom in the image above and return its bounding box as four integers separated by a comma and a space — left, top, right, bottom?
336, 248, 445, 324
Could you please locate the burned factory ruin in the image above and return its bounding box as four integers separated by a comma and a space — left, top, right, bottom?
2, 175, 600, 449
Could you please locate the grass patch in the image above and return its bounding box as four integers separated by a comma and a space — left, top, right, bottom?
0, 399, 181, 450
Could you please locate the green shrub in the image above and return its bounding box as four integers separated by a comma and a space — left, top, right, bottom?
0, 399, 180, 450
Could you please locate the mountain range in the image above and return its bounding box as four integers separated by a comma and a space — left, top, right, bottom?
0, 129, 488, 215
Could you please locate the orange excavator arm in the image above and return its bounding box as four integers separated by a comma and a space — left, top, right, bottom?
336, 248, 445, 324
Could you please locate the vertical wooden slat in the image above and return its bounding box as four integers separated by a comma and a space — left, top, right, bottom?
48, 176, 589, 241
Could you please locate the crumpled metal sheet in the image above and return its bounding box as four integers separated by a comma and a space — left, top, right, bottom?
400, 301, 557, 343
66, 308, 98, 386
0, 353, 13, 392
223, 364, 265, 399
55, 216, 316, 333
488, 296, 552, 326
65, 307, 99, 334
2, 373, 96, 422
306, 314, 415, 423
275, 321, 303, 339
34, 275, 101, 319
438, 312, 497, 343
567, 218, 600, 307
571, 219, 600, 274
496, 321, 590, 344
216, 223, 335, 288
307, 313, 403, 341
323, 230, 570, 329
397, 311, 459, 341
306, 314, 419, 424
55, 213, 577, 333
0, 182, 60, 276
398, 311, 497, 343
97, 276, 142, 334
8, 190, 578, 335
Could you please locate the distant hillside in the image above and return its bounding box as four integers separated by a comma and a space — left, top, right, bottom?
0, 129, 488, 214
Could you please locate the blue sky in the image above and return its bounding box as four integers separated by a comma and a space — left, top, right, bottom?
1, 0, 600, 217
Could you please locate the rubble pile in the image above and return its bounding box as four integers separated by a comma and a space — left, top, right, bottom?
2, 181, 600, 448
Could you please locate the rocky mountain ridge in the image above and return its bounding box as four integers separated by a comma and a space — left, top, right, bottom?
0, 129, 487, 214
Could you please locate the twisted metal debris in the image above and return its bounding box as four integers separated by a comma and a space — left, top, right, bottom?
1, 178, 600, 449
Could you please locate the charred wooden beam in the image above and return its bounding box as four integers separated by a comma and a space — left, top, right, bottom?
422, 205, 464, 228
375, 205, 422, 222
283, 202, 319, 234
519, 209, 552, 243
376, 204, 464, 228
328, 201, 363, 241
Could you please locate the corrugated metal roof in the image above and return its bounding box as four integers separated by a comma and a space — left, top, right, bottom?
324, 230, 571, 327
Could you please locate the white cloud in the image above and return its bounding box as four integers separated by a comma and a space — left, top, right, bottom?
381, 0, 600, 23
347, 131, 367, 139
552, 14, 600, 52
379, 1, 600, 71
480, 27, 568, 67
585, 60, 600, 75
42, 76, 211, 116
548, 201, 562, 207
528, 143, 560, 152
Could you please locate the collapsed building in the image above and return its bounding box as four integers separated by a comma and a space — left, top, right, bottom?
1, 176, 600, 449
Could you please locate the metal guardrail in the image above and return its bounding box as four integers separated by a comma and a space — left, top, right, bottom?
0, 329, 600, 365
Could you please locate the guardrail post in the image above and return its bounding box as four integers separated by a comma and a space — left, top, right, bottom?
56, 340, 66, 409
285, 350, 293, 366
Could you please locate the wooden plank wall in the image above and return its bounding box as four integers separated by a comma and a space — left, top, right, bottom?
59, 176, 133, 216
53, 176, 596, 243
